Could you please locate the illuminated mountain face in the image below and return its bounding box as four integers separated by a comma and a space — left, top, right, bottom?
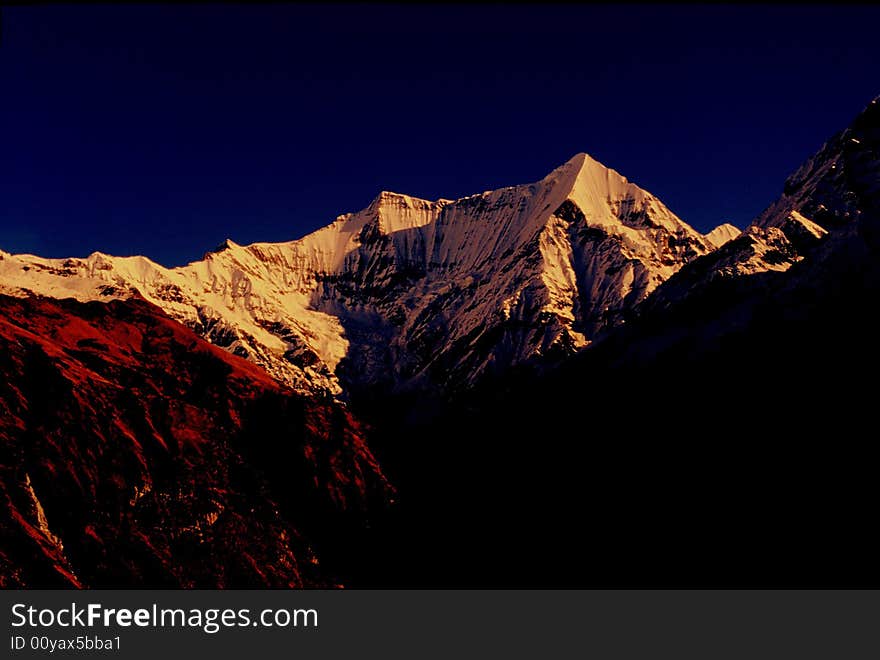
0, 153, 728, 397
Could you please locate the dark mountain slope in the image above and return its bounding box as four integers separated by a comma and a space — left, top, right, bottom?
338, 98, 880, 588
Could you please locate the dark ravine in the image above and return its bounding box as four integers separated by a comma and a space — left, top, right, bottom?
0, 294, 391, 588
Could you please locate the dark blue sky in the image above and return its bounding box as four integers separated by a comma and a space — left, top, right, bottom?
2, 4, 879, 267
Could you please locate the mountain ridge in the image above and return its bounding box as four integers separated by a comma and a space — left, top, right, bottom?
642, 95, 878, 315
0, 152, 723, 397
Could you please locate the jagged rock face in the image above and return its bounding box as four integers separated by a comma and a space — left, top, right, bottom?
0, 294, 390, 588
306, 155, 713, 391
646, 98, 880, 311
756, 96, 880, 237
0, 154, 714, 395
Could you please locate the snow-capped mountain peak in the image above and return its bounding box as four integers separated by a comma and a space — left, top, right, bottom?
1, 154, 717, 395
704, 223, 741, 248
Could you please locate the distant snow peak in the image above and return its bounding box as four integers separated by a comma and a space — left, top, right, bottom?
704, 223, 741, 248
1, 153, 714, 395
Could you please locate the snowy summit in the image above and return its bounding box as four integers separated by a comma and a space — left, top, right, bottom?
1, 153, 740, 395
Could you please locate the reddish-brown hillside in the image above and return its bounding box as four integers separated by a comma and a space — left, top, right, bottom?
0, 294, 391, 588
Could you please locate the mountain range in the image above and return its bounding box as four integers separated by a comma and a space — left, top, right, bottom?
1, 96, 878, 587
0, 153, 738, 398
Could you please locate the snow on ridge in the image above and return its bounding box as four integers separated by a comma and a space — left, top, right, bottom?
785, 210, 828, 241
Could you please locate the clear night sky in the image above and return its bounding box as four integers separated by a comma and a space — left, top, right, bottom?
2, 4, 879, 267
